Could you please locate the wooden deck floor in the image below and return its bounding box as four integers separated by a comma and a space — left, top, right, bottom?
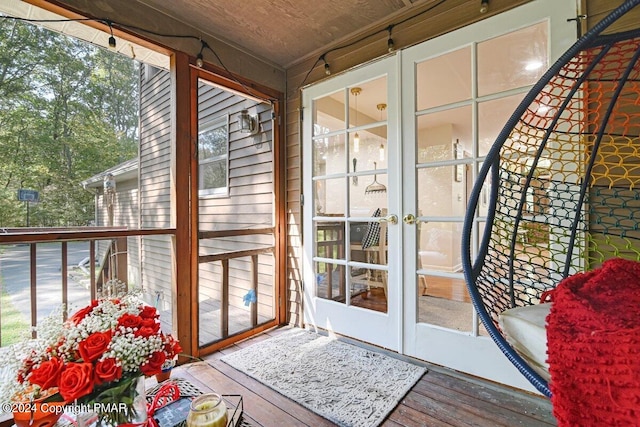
159, 326, 556, 427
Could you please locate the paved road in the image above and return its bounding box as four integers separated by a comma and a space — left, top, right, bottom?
0, 242, 93, 331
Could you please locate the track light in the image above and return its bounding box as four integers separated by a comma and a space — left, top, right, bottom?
480, 0, 489, 13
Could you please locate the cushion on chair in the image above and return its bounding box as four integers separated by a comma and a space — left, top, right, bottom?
361, 208, 382, 249
499, 302, 551, 382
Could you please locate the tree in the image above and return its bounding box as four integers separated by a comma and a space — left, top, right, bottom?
0, 18, 139, 227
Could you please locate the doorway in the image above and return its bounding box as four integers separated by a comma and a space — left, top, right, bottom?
193, 70, 283, 355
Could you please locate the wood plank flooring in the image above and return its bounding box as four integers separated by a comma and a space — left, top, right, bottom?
157, 326, 556, 427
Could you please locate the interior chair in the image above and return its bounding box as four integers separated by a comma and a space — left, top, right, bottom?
462, 0, 640, 397
359, 208, 388, 297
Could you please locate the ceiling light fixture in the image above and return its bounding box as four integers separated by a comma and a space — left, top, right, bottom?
350, 87, 361, 153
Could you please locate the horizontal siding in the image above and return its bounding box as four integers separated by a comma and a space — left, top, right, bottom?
587, 0, 640, 33
139, 67, 173, 331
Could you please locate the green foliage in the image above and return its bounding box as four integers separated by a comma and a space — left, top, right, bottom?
0, 19, 139, 227
0, 285, 30, 346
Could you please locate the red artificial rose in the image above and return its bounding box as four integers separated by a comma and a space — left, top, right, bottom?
94, 358, 122, 384
69, 300, 98, 325
140, 318, 157, 328
139, 305, 159, 319
118, 313, 142, 329
164, 336, 182, 357
59, 363, 94, 402
134, 323, 159, 338
28, 357, 63, 390
78, 331, 112, 362
140, 351, 166, 376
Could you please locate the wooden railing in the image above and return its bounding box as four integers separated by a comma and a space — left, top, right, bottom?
197, 227, 275, 353
0, 227, 173, 341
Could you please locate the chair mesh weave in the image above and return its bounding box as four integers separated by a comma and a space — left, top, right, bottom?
463, 0, 640, 397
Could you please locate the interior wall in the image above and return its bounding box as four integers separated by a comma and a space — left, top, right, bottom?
284, 0, 533, 326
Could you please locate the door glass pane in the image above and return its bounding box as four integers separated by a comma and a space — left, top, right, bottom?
351, 267, 388, 313
314, 134, 345, 176
315, 221, 345, 260
478, 94, 525, 156
417, 222, 463, 273
418, 165, 467, 217
315, 178, 345, 216
417, 46, 471, 110
477, 22, 548, 97
417, 274, 473, 331
315, 262, 345, 302
349, 77, 387, 128
314, 90, 345, 134
417, 106, 471, 163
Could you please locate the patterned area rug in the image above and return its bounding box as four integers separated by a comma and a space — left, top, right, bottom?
221, 328, 426, 427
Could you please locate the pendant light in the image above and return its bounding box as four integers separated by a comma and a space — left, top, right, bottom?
350, 87, 361, 153
377, 103, 387, 161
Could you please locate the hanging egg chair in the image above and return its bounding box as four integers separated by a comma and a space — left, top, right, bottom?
462, 0, 640, 398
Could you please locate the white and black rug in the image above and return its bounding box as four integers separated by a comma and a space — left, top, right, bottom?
221, 328, 426, 427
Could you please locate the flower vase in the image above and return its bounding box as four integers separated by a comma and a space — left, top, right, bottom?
76, 376, 147, 427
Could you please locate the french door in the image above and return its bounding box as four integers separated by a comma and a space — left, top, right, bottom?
303, 0, 576, 391
302, 56, 401, 351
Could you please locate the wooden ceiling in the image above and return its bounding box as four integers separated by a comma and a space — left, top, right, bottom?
133, 0, 431, 68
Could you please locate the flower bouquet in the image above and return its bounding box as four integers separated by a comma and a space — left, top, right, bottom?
9, 294, 182, 426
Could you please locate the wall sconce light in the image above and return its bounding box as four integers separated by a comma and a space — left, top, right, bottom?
103, 173, 116, 194
239, 109, 259, 135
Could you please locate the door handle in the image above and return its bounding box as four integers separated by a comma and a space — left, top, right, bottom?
378, 214, 398, 225
403, 214, 416, 225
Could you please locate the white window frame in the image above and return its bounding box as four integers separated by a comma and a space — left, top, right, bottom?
198, 114, 229, 197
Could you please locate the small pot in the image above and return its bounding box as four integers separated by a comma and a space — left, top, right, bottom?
156, 369, 172, 382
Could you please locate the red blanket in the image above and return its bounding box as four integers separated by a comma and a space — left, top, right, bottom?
545, 258, 640, 426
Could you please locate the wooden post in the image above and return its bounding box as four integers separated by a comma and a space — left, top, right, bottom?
171, 51, 195, 362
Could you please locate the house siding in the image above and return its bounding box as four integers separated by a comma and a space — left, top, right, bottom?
95, 178, 140, 288
139, 65, 174, 326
